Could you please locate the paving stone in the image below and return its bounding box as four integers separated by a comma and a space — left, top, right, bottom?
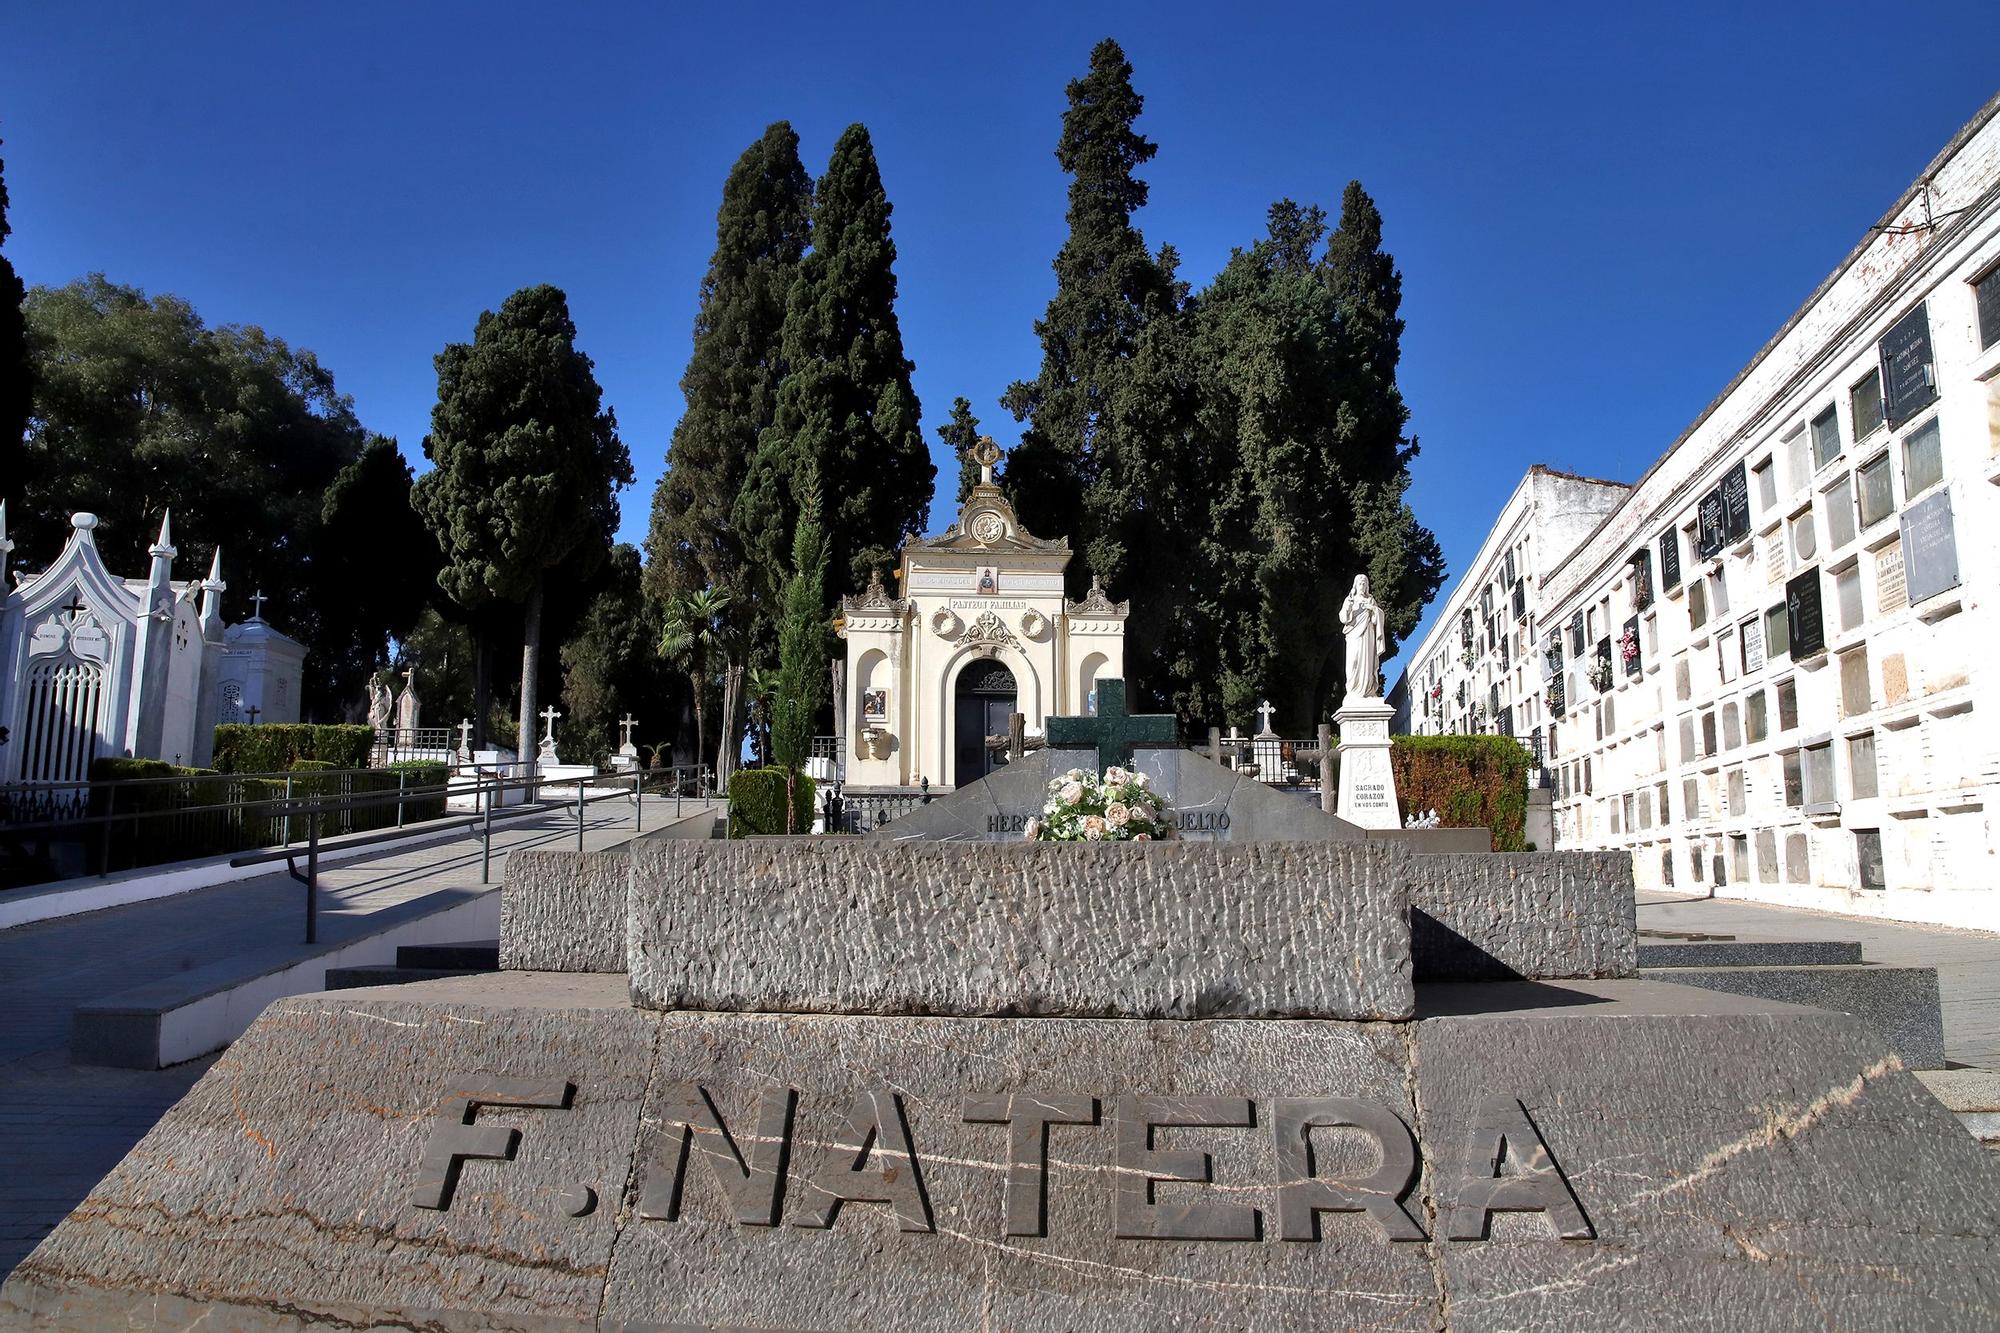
626, 838, 1415, 1021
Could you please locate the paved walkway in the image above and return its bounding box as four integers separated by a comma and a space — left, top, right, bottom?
1639, 890, 2000, 1070
0, 798, 681, 1277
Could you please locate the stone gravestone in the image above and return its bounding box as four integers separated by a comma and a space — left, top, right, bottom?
870, 678, 1366, 842
10, 834, 2000, 1327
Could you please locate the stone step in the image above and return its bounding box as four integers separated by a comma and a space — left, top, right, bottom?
395, 941, 499, 970
321, 965, 488, 991
1638, 939, 1864, 967
1916, 1068, 2000, 1151
1639, 963, 1944, 1069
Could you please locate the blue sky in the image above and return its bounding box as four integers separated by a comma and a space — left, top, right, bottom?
5, 2, 1995, 684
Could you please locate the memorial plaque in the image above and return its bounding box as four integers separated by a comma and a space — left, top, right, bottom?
1740, 614, 1765, 674
1696, 485, 1726, 559
1879, 302, 1937, 429
1876, 538, 1908, 615
1720, 461, 1751, 544
1658, 526, 1681, 590
1900, 489, 1960, 605
1978, 268, 2000, 349
1785, 567, 1825, 659
1569, 610, 1585, 656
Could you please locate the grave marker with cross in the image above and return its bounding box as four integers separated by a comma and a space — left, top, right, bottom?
619, 714, 639, 750
249, 589, 268, 620
245, 705, 262, 725
1045, 679, 1178, 768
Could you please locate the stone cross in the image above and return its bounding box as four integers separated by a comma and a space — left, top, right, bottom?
249, 589, 267, 619
1045, 679, 1177, 768
540, 705, 561, 739
245, 704, 261, 725
1255, 699, 1278, 737
619, 714, 638, 748
456, 718, 474, 761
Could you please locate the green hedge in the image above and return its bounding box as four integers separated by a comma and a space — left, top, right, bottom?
1388, 735, 1532, 852
727, 767, 816, 838
87, 757, 236, 870
210, 724, 374, 774
385, 760, 450, 824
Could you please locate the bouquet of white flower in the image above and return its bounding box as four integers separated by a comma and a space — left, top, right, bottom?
1026, 765, 1175, 842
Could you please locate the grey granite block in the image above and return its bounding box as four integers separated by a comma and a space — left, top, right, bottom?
500, 844, 630, 972
1413, 981, 2000, 1331
627, 838, 1415, 1020
1410, 850, 1637, 982
2, 986, 657, 1329
1641, 963, 1946, 1069
1637, 938, 1864, 967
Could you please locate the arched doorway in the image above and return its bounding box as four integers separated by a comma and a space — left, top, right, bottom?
953, 661, 1017, 787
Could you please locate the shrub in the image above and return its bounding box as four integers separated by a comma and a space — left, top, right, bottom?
87, 758, 234, 869
1389, 735, 1531, 852
210, 724, 375, 774
386, 760, 450, 825
727, 766, 816, 838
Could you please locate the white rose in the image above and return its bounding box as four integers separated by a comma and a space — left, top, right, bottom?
1067, 768, 1087, 782
1133, 832, 1151, 841
1082, 815, 1105, 840
1059, 782, 1084, 805
1023, 817, 1042, 839
1131, 772, 1150, 789
1104, 765, 1129, 786
1104, 802, 1130, 826
1131, 802, 1154, 822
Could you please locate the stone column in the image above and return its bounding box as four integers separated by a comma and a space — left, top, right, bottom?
1333, 698, 1399, 830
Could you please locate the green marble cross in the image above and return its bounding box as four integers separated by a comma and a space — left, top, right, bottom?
1046, 679, 1179, 767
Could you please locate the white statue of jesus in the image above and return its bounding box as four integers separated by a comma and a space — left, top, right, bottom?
1341, 575, 1385, 701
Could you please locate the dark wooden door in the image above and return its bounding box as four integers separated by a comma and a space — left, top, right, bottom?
953, 663, 1017, 787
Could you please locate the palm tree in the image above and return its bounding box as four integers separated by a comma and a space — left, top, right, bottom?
744, 665, 781, 768
658, 587, 732, 787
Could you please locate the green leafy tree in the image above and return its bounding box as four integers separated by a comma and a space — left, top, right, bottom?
645, 123, 811, 776
413, 284, 632, 766
738, 123, 933, 603
743, 664, 781, 768
771, 476, 830, 831
656, 586, 733, 786
937, 397, 985, 507
559, 544, 678, 765
1001, 38, 1180, 594
16, 276, 380, 709
0, 132, 28, 504
315, 436, 442, 709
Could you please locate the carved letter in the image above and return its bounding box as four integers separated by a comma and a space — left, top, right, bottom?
962, 1093, 1098, 1236
793, 1090, 934, 1233
638, 1084, 796, 1226
1442, 1096, 1592, 1240
1273, 1098, 1425, 1241
411, 1077, 573, 1210
1112, 1095, 1259, 1241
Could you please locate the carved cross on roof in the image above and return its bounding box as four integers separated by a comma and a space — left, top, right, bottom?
1045, 679, 1178, 768
61, 590, 87, 619
967, 435, 1003, 487
249, 589, 268, 619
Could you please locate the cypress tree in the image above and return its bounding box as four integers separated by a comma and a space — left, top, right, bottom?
645, 122, 811, 620
1001, 38, 1178, 596
771, 473, 829, 830
738, 123, 932, 604
0, 133, 26, 506
413, 284, 631, 766
937, 396, 984, 507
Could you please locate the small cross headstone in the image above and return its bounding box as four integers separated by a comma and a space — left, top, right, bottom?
619, 714, 638, 748
456, 718, 474, 762
245, 704, 262, 725
540, 705, 562, 738
1255, 699, 1278, 737
249, 589, 268, 619
1045, 680, 1177, 769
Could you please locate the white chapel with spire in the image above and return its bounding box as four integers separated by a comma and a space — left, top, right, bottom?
0, 507, 307, 782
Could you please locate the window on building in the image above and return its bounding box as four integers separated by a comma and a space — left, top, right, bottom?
1783, 426, 1809, 495
1765, 604, 1790, 660
1790, 510, 1816, 564
1855, 829, 1886, 890
1903, 417, 1944, 497
1856, 453, 1893, 529
1776, 678, 1798, 731
1849, 732, 1878, 800
1746, 689, 1768, 742
1835, 566, 1863, 633
1850, 369, 1885, 442
1810, 406, 1841, 471
1823, 473, 1856, 550
1976, 264, 2000, 350
1782, 750, 1803, 807
1802, 741, 1837, 808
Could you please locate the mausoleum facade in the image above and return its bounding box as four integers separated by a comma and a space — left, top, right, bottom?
0, 508, 307, 783
838, 443, 1126, 791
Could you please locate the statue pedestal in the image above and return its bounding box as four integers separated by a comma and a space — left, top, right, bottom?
1334, 697, 1399, 830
